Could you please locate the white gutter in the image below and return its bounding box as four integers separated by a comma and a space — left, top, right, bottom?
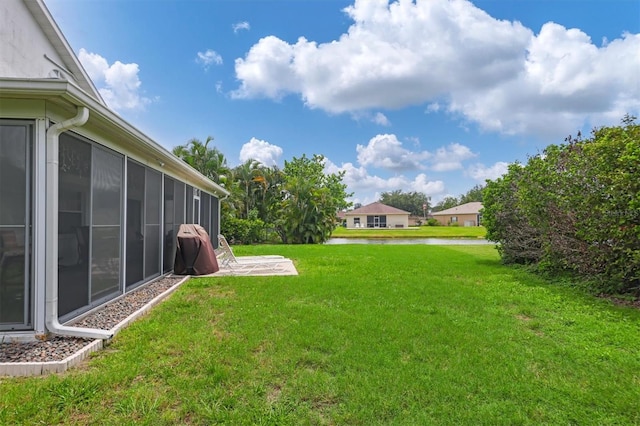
45, 106, 113, 340
1, 79, 229, 198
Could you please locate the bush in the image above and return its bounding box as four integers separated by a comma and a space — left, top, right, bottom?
221, 217, 266, 244
482, 116, 640, 295
426, 218, 440, 226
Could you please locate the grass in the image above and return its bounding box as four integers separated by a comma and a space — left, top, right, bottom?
331, 225, 487, 239
1, 244, 639, 425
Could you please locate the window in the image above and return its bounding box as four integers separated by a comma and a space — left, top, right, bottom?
163, 176, 174, 273
450, 216, 458, 224
366, 215, 387, 228
125, 160, 161, 289
163, 178, 186, 273
200, 193, 210, 235
90, 147, 122, 302
144, 168, 161, 279
58, 132, 123, 319
354, 218, 360, 227
126, 161, 145, 287
0, 121, 32, 330
193, 188, 200, 225
210, 194, 219, 248
185, 185, 193, 223
58, 134, 91, 317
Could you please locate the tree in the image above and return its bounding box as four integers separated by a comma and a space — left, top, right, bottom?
233, 159, 261, 219
379, 190, 430, 216
431, 196, 459, 212
172, 136, 229, 183
274, 154, 352, 244
459, 184, 485, 204
252, 165, 285, 224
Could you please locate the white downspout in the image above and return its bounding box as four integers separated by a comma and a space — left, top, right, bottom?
45, 106, 113, 340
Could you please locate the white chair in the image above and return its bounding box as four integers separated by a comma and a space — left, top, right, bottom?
216, 234, 291, 275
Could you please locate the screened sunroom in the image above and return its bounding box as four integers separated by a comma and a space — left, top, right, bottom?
0, 0, 228, 340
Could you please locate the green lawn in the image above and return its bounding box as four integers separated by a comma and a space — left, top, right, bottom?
331, 225, 487, 239
1, 245, 639, 425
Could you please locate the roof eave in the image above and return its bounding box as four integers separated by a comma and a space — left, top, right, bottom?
0, 78, 229, 197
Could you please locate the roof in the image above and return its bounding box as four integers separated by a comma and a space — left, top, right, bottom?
431, 202, 483, 216
345, 202, 410, 216
23, 0, 105, 104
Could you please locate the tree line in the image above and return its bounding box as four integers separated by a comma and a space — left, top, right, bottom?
173, 135, 488, 241
482, 116, 639, 295
376, 185, 484, 218
173, 137, 351, 244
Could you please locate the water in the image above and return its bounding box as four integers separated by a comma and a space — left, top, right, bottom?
324, 238, 493, 245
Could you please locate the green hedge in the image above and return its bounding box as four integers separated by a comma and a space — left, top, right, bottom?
483, 116, 640, 295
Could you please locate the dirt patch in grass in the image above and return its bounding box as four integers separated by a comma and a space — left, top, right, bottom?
267, 384, 282, 405
602, 294, 640, 310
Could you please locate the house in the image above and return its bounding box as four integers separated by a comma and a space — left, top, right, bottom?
0, 0, 229, 341
344, 202, 410, 229
431, 202, 483, 226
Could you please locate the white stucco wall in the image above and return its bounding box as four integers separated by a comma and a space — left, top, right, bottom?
0, 0, 66, 79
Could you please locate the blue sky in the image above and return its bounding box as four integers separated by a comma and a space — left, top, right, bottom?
45, 0, 639, 206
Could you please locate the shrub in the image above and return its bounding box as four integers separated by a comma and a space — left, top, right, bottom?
482, 116, 640, 295
221, 217, 266, 244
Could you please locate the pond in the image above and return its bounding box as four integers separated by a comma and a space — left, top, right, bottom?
324, 238, 493, 245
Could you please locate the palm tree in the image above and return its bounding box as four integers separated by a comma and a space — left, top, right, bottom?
233, 159, 261, 219
172, 136, 229, 184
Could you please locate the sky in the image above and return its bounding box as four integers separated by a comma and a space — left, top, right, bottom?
45, 0, 640, 206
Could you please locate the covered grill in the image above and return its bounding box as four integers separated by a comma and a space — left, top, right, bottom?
174, 224, 219, 275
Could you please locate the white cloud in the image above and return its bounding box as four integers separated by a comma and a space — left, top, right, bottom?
409, 173, 445, 195
233, 21, 251, 33
429, 143, 477, 171
373, 112, 391, 126
196, 49, 223, 70
78, 48, 151, 111
239, 137, 283, 166
467, 161, 510, 182
426, 103, 441, 113
356, 134, 429, 171
78, 49, 109, 82
233, 0, 640, 139
232, 36, 301, 100
354, 134, 477, 173
325, 158, 445, 205
448, 25, 640, 137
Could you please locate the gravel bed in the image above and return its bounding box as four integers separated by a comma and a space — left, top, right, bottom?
0, 275, 186, 363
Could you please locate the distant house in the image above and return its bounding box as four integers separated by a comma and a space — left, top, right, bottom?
344, 202, 410, 229
431, 202, 483, 226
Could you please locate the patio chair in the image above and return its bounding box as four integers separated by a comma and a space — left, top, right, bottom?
216, 234, 290, 275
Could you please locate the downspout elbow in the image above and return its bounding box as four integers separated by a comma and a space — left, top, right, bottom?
45, 107, 113, 340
